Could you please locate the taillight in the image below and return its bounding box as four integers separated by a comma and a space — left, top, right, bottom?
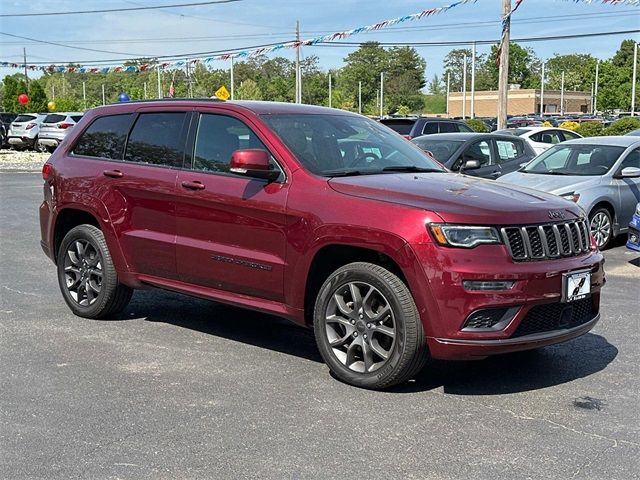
58, 123, 73, 129
26, 123, 36, 130
42, 163, 52, 181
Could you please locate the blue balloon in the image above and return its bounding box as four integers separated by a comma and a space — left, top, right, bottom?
118, 92, 130, 102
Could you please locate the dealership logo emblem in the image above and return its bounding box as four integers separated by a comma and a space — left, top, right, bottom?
548, 210, 566, 219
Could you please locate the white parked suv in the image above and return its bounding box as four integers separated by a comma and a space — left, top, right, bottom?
38, 113, 84, 152
7, 113, 47, 151
495, 127, 582, 155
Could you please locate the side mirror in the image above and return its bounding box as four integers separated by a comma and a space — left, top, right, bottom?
229, 149, 280, 182
461, 159, 481, 171
618, 166, 640, 178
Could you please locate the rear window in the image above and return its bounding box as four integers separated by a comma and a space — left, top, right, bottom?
380, 120, 415, 135
14, 115, 36, 123
72, 114, 134, 160
44, 114, 65, 123
124, 112, 187, 168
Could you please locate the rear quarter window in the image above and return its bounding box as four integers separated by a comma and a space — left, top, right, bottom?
72, 113, 134, 160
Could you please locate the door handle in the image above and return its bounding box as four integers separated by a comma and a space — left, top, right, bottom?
181, 180, 205, 190
490, 171, 502, 178
103, 169, 123, 178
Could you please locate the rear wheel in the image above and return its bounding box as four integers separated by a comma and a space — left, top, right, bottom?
314, 262, 427, 389
589, 207, 613, 249
34, 137, 47, 153
57, 224, 132, 318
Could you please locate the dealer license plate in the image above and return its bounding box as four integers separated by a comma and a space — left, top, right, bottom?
562, 270, 591, 303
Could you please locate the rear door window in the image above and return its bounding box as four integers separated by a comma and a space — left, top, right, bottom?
72, 113, 134, 160
422, 122, 439, 135
124, 112, 188, 168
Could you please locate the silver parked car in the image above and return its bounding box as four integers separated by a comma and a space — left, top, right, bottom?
498, 136, 640, 248
37, 112, 84, 152
7, 113, 47, 151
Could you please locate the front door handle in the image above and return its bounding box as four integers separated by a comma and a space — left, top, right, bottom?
103, 169, 123, 178
181, 180, 205, 190
490, 171, 502, 178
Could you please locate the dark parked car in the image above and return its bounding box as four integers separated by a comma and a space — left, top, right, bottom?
40, 100, 604, 389
412, 132, 537, 179
380, 117, 472, 139
1, 112, 18, 147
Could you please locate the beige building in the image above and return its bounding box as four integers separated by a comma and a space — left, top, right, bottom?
447, 88, 592, 118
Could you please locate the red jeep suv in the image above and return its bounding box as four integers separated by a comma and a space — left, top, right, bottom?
40, 100, 605, 389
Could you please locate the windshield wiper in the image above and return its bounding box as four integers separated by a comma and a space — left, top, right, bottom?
382, 166, 443, 173
324, 169, 366, 177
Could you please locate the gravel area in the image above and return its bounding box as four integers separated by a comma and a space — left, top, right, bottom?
0, 149, 50, 172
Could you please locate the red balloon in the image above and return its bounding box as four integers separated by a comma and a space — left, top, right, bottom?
18, 94, 29, 105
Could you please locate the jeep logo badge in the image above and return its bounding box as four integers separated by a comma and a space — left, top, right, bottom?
548, 210, 566, 219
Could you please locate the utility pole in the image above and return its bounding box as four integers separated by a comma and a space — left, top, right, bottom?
52, 85, 55, 101
143, 82, 147, 100
462, 55, 467, 119
632, 42, 638, 116
540, 62, 545, 115
446, 71, 450, 117
328, 73, 332, 108
358, 81, 362, 114
470, 42, 476, 119
497, 0, 511, 129
560, 71, 565, 115
102, 84, 106, 105
295, 20, 301, 104
230, 57, 235, 100
379, 72, 384, 118
82, 81, 86, 110
594, 60, 599, 114
23, 48, 29, 89
186, 59, 193, 98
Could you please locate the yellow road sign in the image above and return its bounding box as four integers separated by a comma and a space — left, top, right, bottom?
214, 86, 230, 101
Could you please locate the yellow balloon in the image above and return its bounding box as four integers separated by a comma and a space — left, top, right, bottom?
47, 101, 56, 112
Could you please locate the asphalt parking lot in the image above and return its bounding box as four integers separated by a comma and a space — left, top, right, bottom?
1, 171, 639, 479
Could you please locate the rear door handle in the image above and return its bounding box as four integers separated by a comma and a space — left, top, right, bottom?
181, 180, 205, 190
103, 169, 123, 178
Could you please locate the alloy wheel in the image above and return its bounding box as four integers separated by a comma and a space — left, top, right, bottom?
324, 281, 396, 373
590, 212, 611, 248
63, 239, 103, 306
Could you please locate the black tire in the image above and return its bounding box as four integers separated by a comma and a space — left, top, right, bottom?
56, 224, 133, 319
34, 137, 47, 153
589, 207, 613, 250
313, 262, 428, 389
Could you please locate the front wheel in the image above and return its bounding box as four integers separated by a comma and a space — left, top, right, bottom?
313, 262, 428, 389
57, 224, 133, 318
589, 208, 613, 249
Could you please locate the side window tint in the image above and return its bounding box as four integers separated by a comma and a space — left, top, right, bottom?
193, 114, 273, 173
496, 140, 524, 163
465, 140, 493, 166
529, 132, 542, 142
422, 122, 438, 135
620, 149, 640, 169
124, 112, 187, 167
72, 114, 133, 160
440, 122, 457, 133
562, 130, 580, 141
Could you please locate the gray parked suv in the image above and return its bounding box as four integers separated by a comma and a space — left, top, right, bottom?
498, 136, 640, 248
38, 113, 84, 152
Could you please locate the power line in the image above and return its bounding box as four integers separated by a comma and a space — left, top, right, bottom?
313, 29, 640, 47
0, 0, 244, 17
0, 31, 145, 56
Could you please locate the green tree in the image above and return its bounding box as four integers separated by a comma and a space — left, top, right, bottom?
236, 79, 263, 100
427, 74, 445, 95
338, 42, 389, 112
596, 40, 639, 112
443, 48, 472, 92
545, 54, 597, 92
27, 79, 48, 112
385, 46, 426, 113
476, 43, 540, 90
2, 75, 24, 112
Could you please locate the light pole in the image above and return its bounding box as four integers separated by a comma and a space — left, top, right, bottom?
462, 55, 467, 119
470, 42, 476, 119
632, 42, 638, 116
497, 0, 511, 129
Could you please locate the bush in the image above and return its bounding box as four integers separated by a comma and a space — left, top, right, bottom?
577, 122, 604, 137
465, 118, 489, 133
559, 121, 580, 131
541, 121, 553, 127
603, 117, 640, 136
396, 105, 411, 116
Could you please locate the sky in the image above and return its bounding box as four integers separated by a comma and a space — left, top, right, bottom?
1, 0, 638, 82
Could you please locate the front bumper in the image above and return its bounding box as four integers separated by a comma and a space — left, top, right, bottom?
408, 242, 605, 360
626, 216, 640, 252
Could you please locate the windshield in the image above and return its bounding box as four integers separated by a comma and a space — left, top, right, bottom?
261, 114, 445, 176
411, 138, 464, 163
522, 144, 625, 176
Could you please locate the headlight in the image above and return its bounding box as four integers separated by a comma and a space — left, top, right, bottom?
429, 224, 501, 248
636, 204, 640, 216
560, 192, 580, 203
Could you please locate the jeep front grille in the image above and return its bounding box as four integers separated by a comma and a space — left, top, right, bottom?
501, 219, 590, 262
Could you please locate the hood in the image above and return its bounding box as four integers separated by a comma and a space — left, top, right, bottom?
498, 171, 601, 195
328, 172, 583, 225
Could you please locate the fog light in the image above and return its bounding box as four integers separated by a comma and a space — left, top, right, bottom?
463, 280, 515, 291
